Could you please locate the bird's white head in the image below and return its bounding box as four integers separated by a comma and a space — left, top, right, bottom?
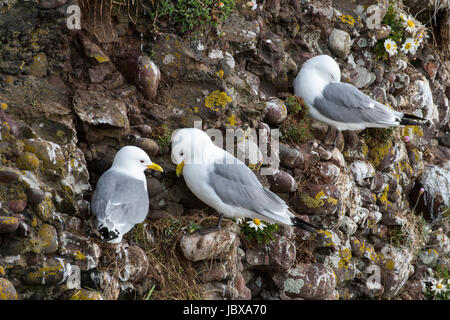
171, 128, 214, 177
112, 145, 163, 173
300, 54, 341, 83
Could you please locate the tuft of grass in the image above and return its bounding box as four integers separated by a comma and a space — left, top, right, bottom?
285, 95, 303, 115
151, 124, 173, 153
239, 219, 280, 244
388, 225, 406, 247
144, 285, 156, 300
126, 215, 209, 299
374, 2, 405, 59
280, 95, 313, 144
362, 127, 394, 144
186, 221, 200, 233
96, 0, 236, 34
148, 0, 235, 33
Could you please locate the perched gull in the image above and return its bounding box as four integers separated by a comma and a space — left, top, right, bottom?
171, 128, 318, 234
294, 55, 425, 146
91, 146, 163, 243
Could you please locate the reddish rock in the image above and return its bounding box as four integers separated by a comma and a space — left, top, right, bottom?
263, 98, 287, 125
0, 110, 20, 139
267, 235, 296, 271
25, 187, 45, 206
267, 169, 297, 193
0, 216, 19, 234
279, 143, 304, 169
273, 263, 337, 299
0, 168, 19, 183
179, 225, 240, 262
8, 200, 27, 213
118, 50, 161, 100
423, 60, 438, 80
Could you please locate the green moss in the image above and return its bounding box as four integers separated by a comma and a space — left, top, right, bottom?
374, 1, 405, 59
106, 0, 235, 34
362, 127, 394, 144
151, 124, 173, 153
280, 96, 313, 144
281, 120, 312, 144
144, 0, 235, 33
285, 95, 303, 115
239, 218, 280, 244
389, 225, 406, 247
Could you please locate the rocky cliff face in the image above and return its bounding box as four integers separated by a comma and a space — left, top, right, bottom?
0, 0, 448, 300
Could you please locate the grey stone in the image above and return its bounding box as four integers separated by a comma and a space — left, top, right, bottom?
328, 29, 351, 58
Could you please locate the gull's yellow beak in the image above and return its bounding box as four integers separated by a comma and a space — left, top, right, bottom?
176, 161, 184, 177
147, 163, 163, 172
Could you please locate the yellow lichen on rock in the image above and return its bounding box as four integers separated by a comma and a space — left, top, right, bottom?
15, 152, 40, 171
338, 248, 352, 269
378, 185, 392, 211
402, 125, 423, 139
204, 90, 232, 112
0, 278, 17, 300
385, 259, 395, 270
70, 289, 103, 300
338, 14, 356, 25
368, 140, 393, 168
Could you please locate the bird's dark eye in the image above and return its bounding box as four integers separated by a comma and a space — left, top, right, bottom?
140, 160, 144, 163
180, 152, 184, 156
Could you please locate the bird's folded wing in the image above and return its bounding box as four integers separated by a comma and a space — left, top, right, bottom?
91, 170, 149, 224
314, 82, 397, 124
207, 157, 291, 221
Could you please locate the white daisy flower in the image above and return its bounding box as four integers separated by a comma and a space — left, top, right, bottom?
246, 218, 266, 231
404, 16, 417, 33
384, 39, 398, 56
401, 38, 417, 54
431, 279, 446, 294
415, 30, 428, 47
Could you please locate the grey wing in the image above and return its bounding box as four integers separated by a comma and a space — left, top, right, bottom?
207, 156, 290, 221
314, 82, 398, 124
91, 170, 149, 225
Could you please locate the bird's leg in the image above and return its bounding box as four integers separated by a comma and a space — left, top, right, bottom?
198, 214, 223, 235
321, 126, 338, 151
332, 129, 341, 149
128, 228, 137, 246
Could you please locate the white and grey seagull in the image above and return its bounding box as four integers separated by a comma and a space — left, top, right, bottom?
171, 128, 319, 234
294, 55, 425, 146
91, 146, 163, 243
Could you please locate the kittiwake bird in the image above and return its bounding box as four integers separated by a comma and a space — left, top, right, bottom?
91, 146, 163, 243
293, 54, 425, 147
171, 128, 319, 234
